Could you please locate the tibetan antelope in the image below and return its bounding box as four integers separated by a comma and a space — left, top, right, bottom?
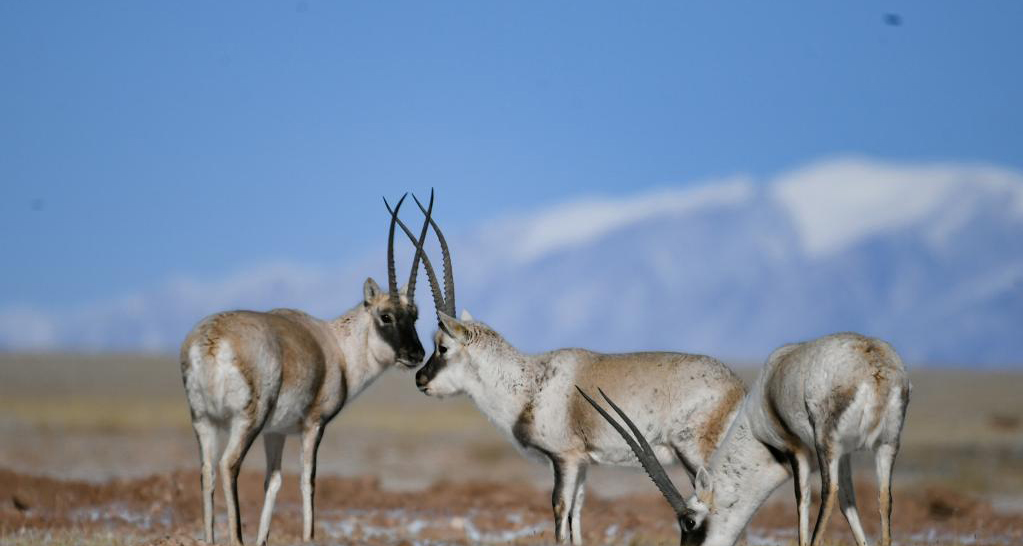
385, 196, 747, 545
180, 193, 435, 545
581, 332, 911, 546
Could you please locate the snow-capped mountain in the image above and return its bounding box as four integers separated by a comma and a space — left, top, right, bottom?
3, 157, 1022, 366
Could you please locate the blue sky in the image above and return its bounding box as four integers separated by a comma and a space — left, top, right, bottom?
3, 1, 1021, 309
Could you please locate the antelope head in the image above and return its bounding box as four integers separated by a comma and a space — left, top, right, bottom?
417, 309, 481, 397
380, 191, 471, 396
576, 386, 710, 545
366, 193, 434, 369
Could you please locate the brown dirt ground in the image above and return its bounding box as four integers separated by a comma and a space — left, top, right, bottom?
2, 468, 1021, 546
3, 356, 1023, 545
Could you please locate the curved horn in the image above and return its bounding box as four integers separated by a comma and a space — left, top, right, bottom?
384, 198, 446, 319
384, 193, 407, 302
413, 193, 455, 316
575, 386, 690, 517
406, 188, 435, 301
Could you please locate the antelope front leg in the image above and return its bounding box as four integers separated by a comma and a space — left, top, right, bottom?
551, 458, 582, 544
838, 454, 868, 546
256, 433, 286, 546
569, 464, 588, 545
789, 451, 811, 546
809, 446, 840, 546
300, 421, 325, 542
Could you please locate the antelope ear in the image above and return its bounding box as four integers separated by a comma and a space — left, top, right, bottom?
696, 467, 714, 499
398, 283, 410, 297
438, 311, 469, 341
460, 309, 474, 322
363, 278, 382, 305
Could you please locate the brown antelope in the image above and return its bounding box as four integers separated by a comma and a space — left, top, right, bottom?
581, 332, 911, 546
385, 196, 747, 545
180, 193, 435, 545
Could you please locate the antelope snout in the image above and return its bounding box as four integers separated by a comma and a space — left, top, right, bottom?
415, 369, 430, 390
405, 347, 426, 367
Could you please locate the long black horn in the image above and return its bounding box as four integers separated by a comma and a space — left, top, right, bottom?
413, 193, 455, 316
406, 188, 434, 301
384, 193, 407, 302
384, 198, 446, 319
575, 386, 690, 517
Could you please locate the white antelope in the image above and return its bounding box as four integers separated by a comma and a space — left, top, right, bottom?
180, 193, 437, 545
582, 332, 911, 546
386, 197, 747, 545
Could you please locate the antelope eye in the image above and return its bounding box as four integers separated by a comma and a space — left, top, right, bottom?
380, 314, 393, 324
438, 345, 448, 354
683, 516, 695, 530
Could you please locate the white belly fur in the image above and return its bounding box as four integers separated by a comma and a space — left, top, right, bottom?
263, 387, 316, 434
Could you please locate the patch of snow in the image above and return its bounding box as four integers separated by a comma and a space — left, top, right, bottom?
483, 176, 755, 264
771, 157, 1023, 256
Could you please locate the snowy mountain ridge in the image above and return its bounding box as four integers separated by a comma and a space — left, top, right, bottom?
2, 157, 1021, 366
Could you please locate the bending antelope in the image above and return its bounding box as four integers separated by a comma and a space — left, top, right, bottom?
582, 332, 911, 546
180, 194, 434, 545
386, 196, 747, 545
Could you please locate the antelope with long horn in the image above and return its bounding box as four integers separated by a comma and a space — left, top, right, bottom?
385, 196, 747, 545
581, 332, 911, 546
180, 193, 435, 545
